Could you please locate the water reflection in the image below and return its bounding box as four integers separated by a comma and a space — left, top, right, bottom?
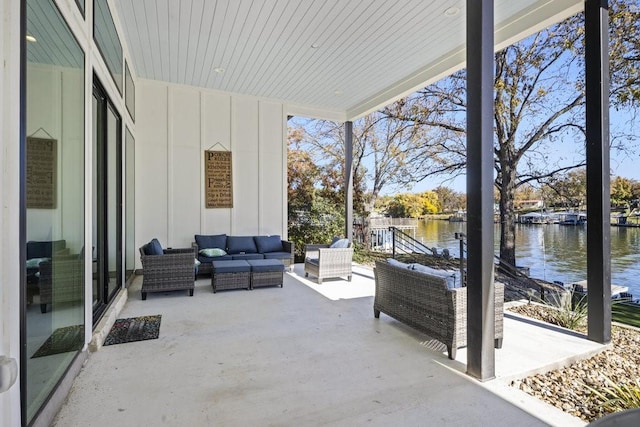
416, 220, 640, 297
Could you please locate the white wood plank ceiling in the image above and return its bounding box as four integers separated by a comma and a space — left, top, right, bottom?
112, 0, 583, 121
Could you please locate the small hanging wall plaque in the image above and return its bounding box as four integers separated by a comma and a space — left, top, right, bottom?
205, 150, 233, 208
26, 137, 57, 209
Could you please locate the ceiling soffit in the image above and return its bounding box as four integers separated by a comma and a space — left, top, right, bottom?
113, 0, 583, 121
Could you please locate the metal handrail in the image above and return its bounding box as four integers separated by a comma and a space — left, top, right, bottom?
389, 226, 435, 258
388, 226, 544, 298
455, 232, 545, 298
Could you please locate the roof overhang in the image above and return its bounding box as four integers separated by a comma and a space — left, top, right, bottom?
113, 0, 583, 122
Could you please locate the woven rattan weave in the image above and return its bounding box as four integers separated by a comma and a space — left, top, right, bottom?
373, 260, 503, 360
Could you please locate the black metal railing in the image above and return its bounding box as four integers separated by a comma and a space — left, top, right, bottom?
388, 226, 449, 258
454, 231, 546, 299
388, 226, 548, 298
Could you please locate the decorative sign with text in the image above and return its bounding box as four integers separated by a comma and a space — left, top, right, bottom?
205, 150, 233, 208
26, 137, 57, 209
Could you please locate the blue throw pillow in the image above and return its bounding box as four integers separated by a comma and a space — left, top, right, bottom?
195, 234, 227, 251
227, 236, 258, 254
330, 238, 350, 248
146, 238, 164, 255
254, 235, 283, 253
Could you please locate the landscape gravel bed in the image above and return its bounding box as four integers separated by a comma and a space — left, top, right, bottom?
508, 303, 640, 422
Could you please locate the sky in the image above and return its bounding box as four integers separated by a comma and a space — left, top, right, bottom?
390, 99, 640, 195
292, 4, 640, 197
292, 109, 640, 196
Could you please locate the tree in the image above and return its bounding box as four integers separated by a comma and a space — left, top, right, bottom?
433, 186, 466, 213
287, 126, 344, 259
611, 176, 634, 207
384, 191, 439, 217
387, 193, 422, 218
384, 18, 586, 266
288, 128, 320, 213
288, 109, 439, 215
419, 191, 440, 214
288, 194, 344, 260
608, 1, 640, 107
382, 1, 640, 267
541, 169, 587, 209
631, 180, 640, 208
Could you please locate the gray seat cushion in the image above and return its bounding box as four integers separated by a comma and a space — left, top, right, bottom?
211, 260, 251, 273
231, 253, 264, 261
247, 259, 285, 272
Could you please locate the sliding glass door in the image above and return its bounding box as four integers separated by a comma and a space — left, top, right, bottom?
92, 79, 122, 321
23, 0, 85, 422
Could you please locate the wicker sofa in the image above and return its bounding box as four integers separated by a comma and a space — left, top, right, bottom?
194, 234, 294, 276
373, 260, 504, 360
139, 239, 195, 300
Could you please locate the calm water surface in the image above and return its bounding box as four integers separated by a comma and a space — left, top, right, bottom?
415, 220, 640, 298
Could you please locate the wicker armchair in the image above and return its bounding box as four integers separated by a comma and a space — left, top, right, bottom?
303, 242, 354, 284
38, 254, 84, 313
139, 245, 196, 300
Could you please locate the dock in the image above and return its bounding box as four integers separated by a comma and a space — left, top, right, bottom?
569, 280, 629, 297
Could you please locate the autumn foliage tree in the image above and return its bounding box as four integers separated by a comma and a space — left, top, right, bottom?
287, 127, 344, 259
610, 176, 635, 208
384, 191, 440, 218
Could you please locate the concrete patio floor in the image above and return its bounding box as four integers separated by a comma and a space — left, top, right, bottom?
52, 264, 605, 426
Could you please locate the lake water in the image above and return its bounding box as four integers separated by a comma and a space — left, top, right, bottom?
413, 220, 640, 298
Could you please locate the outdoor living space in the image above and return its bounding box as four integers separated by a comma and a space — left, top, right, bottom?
53, 265, 604, 426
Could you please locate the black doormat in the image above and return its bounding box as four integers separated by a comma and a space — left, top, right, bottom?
103, 315, 162, 346
32, 324, 84, 358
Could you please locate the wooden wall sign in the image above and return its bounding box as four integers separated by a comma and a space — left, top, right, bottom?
26, 137, 57, 209
205, 150, 233, 208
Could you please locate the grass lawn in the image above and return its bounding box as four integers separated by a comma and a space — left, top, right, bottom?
612, 302, 640, 328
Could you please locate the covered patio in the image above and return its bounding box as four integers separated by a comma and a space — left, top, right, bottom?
2, 1, 617, 425
53, 267, 602, 426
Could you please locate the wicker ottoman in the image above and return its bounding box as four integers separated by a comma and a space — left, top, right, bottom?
247, 259, 285, 289
211, 260, 251, 293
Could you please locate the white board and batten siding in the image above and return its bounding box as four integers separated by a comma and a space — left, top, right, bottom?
136, 80, 287, 268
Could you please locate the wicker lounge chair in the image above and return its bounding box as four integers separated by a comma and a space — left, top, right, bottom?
304, 240, 353, 284
139, 239, 195, 300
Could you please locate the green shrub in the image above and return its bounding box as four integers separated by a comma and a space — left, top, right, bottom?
588, 377, 640, 414
288, 196, 344, 262
536, 289, 588, 330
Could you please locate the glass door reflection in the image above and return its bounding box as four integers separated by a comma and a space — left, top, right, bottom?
92, 79, 122, 322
